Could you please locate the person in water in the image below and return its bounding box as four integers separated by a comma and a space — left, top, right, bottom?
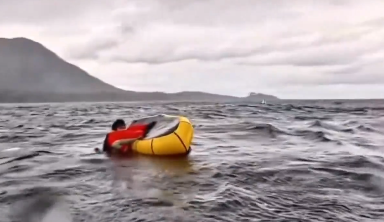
101, 119, 129, 154
97, 119, 156, 155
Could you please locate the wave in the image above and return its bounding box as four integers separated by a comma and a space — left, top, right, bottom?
1, 101, 384, 221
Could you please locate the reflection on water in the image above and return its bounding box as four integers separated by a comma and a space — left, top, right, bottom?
10, 194, 72, 222
109, 155, 198, 207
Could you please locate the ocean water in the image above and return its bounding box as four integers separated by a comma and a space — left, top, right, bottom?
1, 100, 384, 222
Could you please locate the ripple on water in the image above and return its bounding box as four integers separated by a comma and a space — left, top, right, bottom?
0, 100, 384, 221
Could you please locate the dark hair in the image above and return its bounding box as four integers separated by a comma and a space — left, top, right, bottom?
111, 119, 126, 130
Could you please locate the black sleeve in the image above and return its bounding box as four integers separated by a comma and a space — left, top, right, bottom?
102, 134, 109, 152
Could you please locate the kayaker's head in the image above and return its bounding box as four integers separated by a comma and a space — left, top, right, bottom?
111, 119, 126, 131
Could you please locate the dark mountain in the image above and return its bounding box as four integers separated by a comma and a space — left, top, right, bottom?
0, 37, 278, 103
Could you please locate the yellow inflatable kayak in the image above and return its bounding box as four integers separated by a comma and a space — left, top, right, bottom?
131, 114, 194, 156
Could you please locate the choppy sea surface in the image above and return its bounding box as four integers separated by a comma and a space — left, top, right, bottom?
1, 100, 384, 222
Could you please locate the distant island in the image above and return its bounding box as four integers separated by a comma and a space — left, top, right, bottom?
241, 92, 279, 101
0, 37, 279, 103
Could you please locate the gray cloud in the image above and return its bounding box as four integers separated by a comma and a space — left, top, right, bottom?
1, 0, 384, 98
362, 17, 384, 26
0, 1, 102, 24
65, 0, 384, 66
238, 36, 384, 67
70, 25, 381, 65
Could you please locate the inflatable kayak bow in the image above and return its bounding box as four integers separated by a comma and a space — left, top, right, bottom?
130, 114, 194, 156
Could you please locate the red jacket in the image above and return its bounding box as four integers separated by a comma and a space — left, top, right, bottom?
102, 124, 148, 154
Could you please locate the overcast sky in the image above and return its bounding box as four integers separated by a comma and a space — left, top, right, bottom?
1, 0, 384, 99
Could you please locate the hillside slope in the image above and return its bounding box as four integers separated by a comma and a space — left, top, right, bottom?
0, 37, 278, 103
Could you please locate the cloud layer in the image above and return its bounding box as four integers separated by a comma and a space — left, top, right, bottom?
1, 0, 384, 99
